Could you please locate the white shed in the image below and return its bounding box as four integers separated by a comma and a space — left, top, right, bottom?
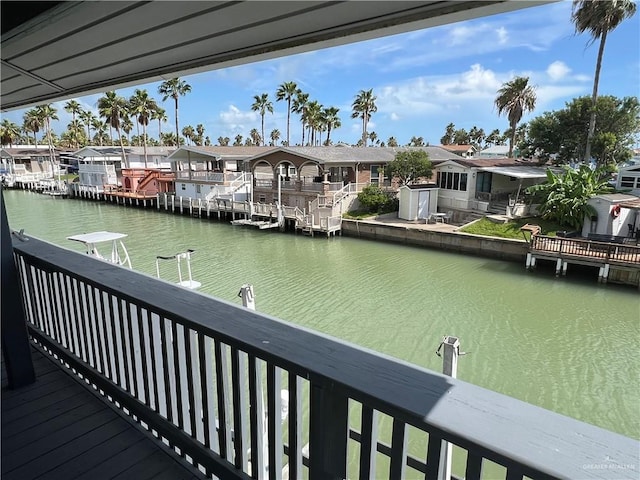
398, 183, 439, 221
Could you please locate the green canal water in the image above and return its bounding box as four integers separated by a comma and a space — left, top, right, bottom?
4, 190, 639, 454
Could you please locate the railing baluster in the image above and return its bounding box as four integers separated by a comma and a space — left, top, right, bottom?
83, 283, 99, 370
359, 406, 378, 480
389, 418, 407, 480
203, 335, 218, 453
116, 297, 130, 392
184, 325, 197, 438
137, 306, 150, 406
107, 294, 121, 386
172, 321, 184, 432
309, 381, 348, 480
425, 433, 442, 480
248, 355, 265, 479
147, 312, 160, 414
231, 346, 247, 471
125, 301, 139, 400
73, 278, 89, 363
96, 290, 111, 380
267, 364, 283, 480
160, 316, 174, 423
33, 269, 50, 336
465, 452, 483, 480
287, 372, 303, 480
214, 339, 233, 461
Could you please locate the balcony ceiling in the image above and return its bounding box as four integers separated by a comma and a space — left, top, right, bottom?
1, 1, 545, 111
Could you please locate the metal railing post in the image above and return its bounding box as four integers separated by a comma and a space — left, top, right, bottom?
1, 186, 35, 388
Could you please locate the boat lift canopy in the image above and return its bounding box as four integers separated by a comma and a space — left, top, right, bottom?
67, 231, 131, 268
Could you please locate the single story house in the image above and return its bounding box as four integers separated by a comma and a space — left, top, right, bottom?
0, 146, 61, 181
581, 193, 640, 239
439, 144, 477, 158
432, 157, 558, 214
616, 162, 640, 196
478, 145, 511, 158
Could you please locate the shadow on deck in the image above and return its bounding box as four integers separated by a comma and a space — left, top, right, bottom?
1, 344, 206, 480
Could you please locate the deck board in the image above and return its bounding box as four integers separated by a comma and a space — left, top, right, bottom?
2, 345, 207, 480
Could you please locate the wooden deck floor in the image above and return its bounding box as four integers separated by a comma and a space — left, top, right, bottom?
2, 344, 207, 480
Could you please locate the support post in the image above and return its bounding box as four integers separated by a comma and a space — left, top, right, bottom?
0, 186, 35, 388
238, 284, 256, 311
555, 258, 562, 277
436, 336, 463, 480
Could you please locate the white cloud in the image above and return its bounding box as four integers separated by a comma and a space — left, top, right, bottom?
390, 113, 400, 121
496, 27, 509, 45
219, 105, 258, 133
547, 61, 571, 81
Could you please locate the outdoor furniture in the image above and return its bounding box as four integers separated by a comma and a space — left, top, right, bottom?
430, 212, 447, 224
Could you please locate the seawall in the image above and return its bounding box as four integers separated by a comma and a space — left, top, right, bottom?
341, 219, 528, 262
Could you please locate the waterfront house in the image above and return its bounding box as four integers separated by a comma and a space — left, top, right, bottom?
439, 144, 477, 158
616, 162, 640, 196
433, 157, 555, 215
0, 145, 60, 184
478, 145, 512, 158
581, 193, 640, 239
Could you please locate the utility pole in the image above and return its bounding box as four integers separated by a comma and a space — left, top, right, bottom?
436, 336, 465, 480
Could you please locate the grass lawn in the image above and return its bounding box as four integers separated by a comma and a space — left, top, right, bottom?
343, 210, 377, 220
459, 217, 567, 240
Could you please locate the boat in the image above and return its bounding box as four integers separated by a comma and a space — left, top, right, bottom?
67, 231, 132, 268
155, 249, 201, 290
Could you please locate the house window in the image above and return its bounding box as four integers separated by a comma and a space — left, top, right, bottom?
371, 165, 383, 183
259, 195, 266, 203
620, 176, 638, 188
437, 171, 467, 191
181, 183, 186, 190
196, 184, 201, 194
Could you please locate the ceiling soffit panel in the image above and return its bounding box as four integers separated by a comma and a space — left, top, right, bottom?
1, 1, 548, 111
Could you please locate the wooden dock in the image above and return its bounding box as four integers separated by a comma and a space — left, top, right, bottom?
1, 344, 206, 480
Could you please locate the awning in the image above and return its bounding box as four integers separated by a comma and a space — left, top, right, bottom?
479, 166, 553, 179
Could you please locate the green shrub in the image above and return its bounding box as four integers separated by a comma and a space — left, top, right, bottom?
357, 185, 397, 214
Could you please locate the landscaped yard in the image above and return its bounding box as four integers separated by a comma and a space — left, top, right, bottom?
459, 217, 566, 240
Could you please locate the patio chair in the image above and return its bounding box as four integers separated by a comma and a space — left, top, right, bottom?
444, 211, 453, 223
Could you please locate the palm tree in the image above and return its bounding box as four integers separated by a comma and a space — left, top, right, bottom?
251, 93, 273, 146
97, 91, 128, 166
79, 110, 95, 146
387, 136, 398, 147
351, 89, 377, 147
67, 119, 86, 147
218, 136, 230, 146
233, 134, 243, 146
92, 118, 107, 146
292, 92, 309, 146
64, 100, 83, 148
121, 116, 134, 145
304, 100, 322, 146
249, 128, 261, 146
322, 106, 341, 145
158, 78, 191, 147
195, 124, 205, 146
23, 108, 43, 147
275, 81, 299, 146
129, 89, 158, 167
494, 76, 537, 158
151, 107, 168, 145
572, 0, 637, 162
35, 104, 58, 168
182, 125, 195, 145
270, 129, 281, 146
0, 119, 21, 147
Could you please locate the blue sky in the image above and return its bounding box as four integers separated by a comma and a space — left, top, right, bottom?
3, 0, 640, 147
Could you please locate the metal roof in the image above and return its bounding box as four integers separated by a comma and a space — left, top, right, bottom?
67, 231, 128, 244
479, 165, 554, 179
1, 1, 548, 111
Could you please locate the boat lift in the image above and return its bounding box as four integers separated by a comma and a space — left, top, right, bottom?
155, 249, 201, 290
67, 231, 132, 268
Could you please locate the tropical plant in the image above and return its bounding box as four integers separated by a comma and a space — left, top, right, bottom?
495, 76, 537, 158
121, 116, 134, 144
485, 128, 502, 147
129, 89, 158, 166
440, 123, 456, 145
233, 134, 243, 146
160, 132, 178, 146
304, 100, 322, 146
386, 150, 433, 186
158, 77, 191, 148
322, 106, 341, 145
249, 128, 261, 146
251, 93, 273, 146
292, 91, 309, 146
572, 0, 637, 163
151, 106, 168, 145
91, 118, 108, 146
63, 100, 83, 148
97, 91, 128, 165
195, 124, 205, 146
526, 165, 613, 230
408, 136, 425, 147
218, 136, 230, 146
269, 129, 281, 146
22, 109, 43, 147
0, 119, 21, 147
387, 137, 398, 147
275, 81, 299, 147
35, 104, 58, 164
79, 109, 96, 146
182, 125, 195, 145
453, 128, 470, 145
351, 89, 377, 147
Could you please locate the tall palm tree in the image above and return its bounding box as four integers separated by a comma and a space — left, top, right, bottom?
572, 0, 637, 162
270, 129, 281, 146
91, 118, 107, 146
79, 110, 95, 146
121, 116, 134, 145
158, 77, 191, 147
151, 106, 168, 145
23, 108, 43, 147
292, 92, 309, 146
64, 100, 83, 148
97, 91, 128, 166
351, 89, 377, 147
251, 93, 273, 146
0, 119, 21, 147
182, 125, 195, 146
387, 137, 398, 147
304, 100, 322, 146
233, 134, 243, 146
35, 104, 59, 169
275, 81, 299, 146
249, 128, 261, 146
195, 123, 205, 146
67, 119, 86, 147
494, 76, 537, 158
129, 89, 158, 167
322, 106, 341, 145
